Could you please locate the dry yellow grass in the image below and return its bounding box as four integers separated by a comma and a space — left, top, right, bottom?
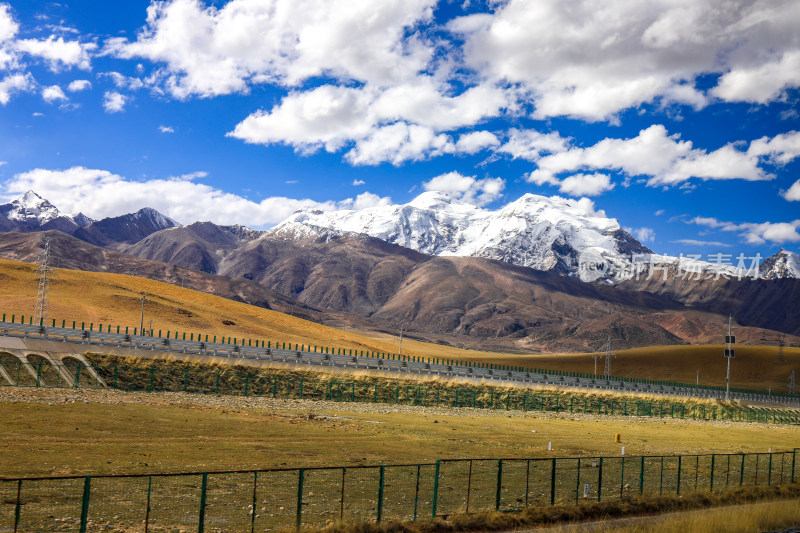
1, 257, 798, 392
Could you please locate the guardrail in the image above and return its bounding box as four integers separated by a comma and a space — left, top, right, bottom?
1, 450, 797, 532
0, 317, 797, 405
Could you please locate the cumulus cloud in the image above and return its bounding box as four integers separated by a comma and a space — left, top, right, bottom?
352, 179, 365, 186
0, 73, 33, 104
228, 80, 510, 165
14, 36, 95, 71
783, 179, 800, 201
103, 91, 128, 113
2, 166, 391, 228
41, 84, 67, 103
497, 129, 570, 161
633, 227, 655, 243
557, 173, 614, 197
67, 79, 91, 92
449, 0, 800, 120
159, 125, 175, 133
106, 0, 436, 98
422, 171, 504, 206
690, 216, 800, 245
529, 125, 786, 188
454, 131, 500, 154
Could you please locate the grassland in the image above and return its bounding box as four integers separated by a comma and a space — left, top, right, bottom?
1, 257, 799, 393
1, 382, 798, 478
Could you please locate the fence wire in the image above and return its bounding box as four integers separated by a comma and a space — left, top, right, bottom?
1, 450, 798, 532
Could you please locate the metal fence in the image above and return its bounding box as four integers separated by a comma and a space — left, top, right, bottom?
1, 450, 797, 532
2, 315, 797, 404
2, 355, 799, 425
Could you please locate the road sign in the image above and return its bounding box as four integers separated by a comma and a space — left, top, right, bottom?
725, 348, 735, 358
726, 335, 736, 344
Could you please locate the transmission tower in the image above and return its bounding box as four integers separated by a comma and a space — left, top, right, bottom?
603, 335, 615, 377
789, 371, 796, 396
33, 237, 54, 324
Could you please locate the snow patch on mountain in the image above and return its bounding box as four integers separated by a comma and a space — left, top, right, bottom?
760, 249, 800, 279
0, 191, 62, 225
270, 191, 654, 282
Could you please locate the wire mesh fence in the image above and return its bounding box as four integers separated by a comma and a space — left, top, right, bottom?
1, 450, 797, 532
2, 355, 799, 426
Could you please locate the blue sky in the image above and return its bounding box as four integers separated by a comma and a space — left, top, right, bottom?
0, 0, 798, 263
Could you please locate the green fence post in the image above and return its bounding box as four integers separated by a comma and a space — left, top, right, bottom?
377, 465, 385, 522
710, 454, 715, 492
413, 464, 421, 521
296, 468, 305, 528
145, 475, 152, 532
768, 453, 773, 486
244, 374, 249, 397
550, 458, 557, 505
659, 456, 664, 495
597, 458, 603, 501
432, 460, 440, 518
74, 365, 82, 389
792, 449, 797, 483
14, 479, 22, 533
250, 472, 258, 533
496, 459, 503, 510
640, 455, 645, 494
677, 456, 682, 495
79, 475, 91, 533
36, 360, 42, 388
215, 370, 220, 394
300, 377, 304, 399
740, 454, 745, 486
198, 472, 208, 533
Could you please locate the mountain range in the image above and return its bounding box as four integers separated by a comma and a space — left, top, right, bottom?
1, 190, 798, 352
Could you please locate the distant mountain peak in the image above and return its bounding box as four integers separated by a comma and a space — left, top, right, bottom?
271, 192, 650, 283
760, 249, 800, 279
0, 190, 61, 225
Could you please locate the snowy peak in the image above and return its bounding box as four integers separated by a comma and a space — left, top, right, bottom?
0, 190, 61, 225
760, 249, 800, 279
270, 192, 652, 282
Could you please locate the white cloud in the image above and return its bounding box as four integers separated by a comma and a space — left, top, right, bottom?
344, 122, 453, 166
159, 125, 175, 133
0, 73, 33, 104
449, 0, 800, 120
712, 50, 800, 104
454, 131, 500, 154
41, 84, 67, 103
228, 80, 510, 165
352, 179, 365, 186
782, 179, 800, 201
747, 131, 800, 166
654, 209, 665, 216
530, 125, 780, 187
67, 79, 91, 92
0, 5, 18, 44
103, 91, 128, 113
557, 173, 614, 197
633, 227, 655, 243
2, 166, 391, 228
106, 0, 436, 98
14, 36, 95, 71
100, 71, 145, 91
689, 215, 800, 245
497, 129, 570, 161
673, 239, 731, 247
422, 171, 504, 206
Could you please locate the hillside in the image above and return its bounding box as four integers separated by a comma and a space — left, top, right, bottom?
2, 256, 799, 393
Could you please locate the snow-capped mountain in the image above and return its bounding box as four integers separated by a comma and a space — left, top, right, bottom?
0, 191, 178, 248
0, 191, 90, 232
760, 249, 800, 279
270, 191, 654, 283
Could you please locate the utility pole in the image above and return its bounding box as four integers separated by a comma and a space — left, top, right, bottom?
592, 352, 600, 376
34, 237, 54, 324
724, 314, 735, 401
398, 323, 405, 357
139, 292, 148, 334
603, 335, 615, 377
696, 370, 700, 386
